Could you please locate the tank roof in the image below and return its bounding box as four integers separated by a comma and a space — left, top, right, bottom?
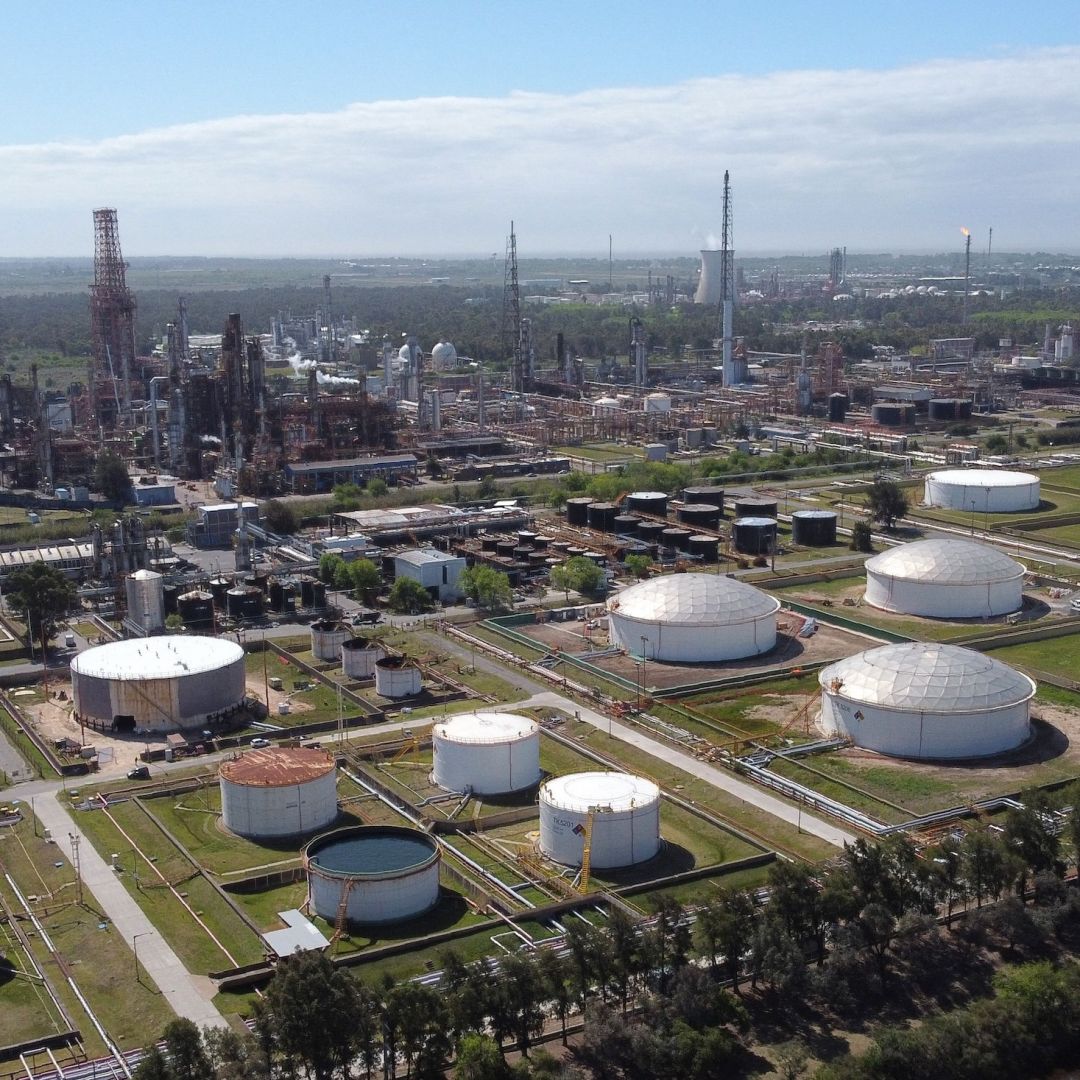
434, 711, 537, 744
866, 538, 1025, 585
927, 468, 1039, 487
542, 771, 659, 814
819, 643, 1035, 713
71, 635, 243, 681
219, 747, 335, 787
608, 572, 779, 627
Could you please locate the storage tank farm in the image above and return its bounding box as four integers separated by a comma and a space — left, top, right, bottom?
539, 772, 661, 869
818, 642, 1035, 759
219, 747, 338, 839
71, 636, 246, 732
924, 469, 1040, 512
864, 539, 1025, 618
431, 712, 541, 795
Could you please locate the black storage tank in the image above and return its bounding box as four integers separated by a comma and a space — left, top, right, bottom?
565, 497, 593, 526
625, 491, 669, 517
955, 399, 973, 420
636, 521, 667, 542
732, 517, 778, 555
791, 510, 838, 546
516, 531, 537, 548
177, 589, 214, 629
281, 582, 297, 613
532, 535, 551, 551
681, 485, 725, 509
871, 402, 915, 427
162, 583, 180, 615
677, 503, 722, 530
661, 527, 692, 551
613, 514, 640, 535
297, 575, 317, 608
480, 534, 500, 552
496, 539, 517, 557
209, 576, 231, 609
928, 398, 957, 421
688, 535, 719, 561
733, 496, 778, 519
828, 393, 849, 423
268, 579, 285, 612
513, 546, 533, 562
311, 580, 327, 608
587, 502, 618, 531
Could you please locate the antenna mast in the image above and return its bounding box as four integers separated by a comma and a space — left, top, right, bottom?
504, 222, 523, 394
719, 171, 735, 386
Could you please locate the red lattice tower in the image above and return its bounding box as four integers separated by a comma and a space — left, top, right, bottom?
89, 208, 137, 425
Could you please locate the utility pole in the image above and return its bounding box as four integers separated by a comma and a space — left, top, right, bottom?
961, 227, 972, 326
69, 833, 84, 906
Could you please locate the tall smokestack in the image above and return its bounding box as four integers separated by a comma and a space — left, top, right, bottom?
961, 227, 972, 326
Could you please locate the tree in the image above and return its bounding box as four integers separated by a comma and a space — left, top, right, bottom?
865, 478, 908, 530
332, 482, 363, 511
388, 577, 434, 614
318, 552, 347, 585
349, 558, 382, 604
849, 520, 873, 552
133, 1047, 172, 1080
550, 556, 606, 600
624, 553, 652, 579
985, 433, 1009, 453
460, 565, 513, 611
425, 453, 444, 479
263, 499, 299, 534
6, 562, 76, 645
477, 475, 498, 498
366, 477, 389, 498
455, 1033, 512, 1080
93, 449, 132, 502
160, 1019, 215, 1080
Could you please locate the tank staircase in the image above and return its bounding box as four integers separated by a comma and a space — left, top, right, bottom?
328, 878, 356, 948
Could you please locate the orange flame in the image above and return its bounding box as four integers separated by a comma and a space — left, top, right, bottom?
960, 227, 970, 237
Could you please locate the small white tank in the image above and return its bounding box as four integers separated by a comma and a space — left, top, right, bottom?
432, 712, 540, 794
643, 392, 672, 414
374, 656, 422, 698
125, 569, 165, 632
310, 620, 349, 662
341, 638, 384, 678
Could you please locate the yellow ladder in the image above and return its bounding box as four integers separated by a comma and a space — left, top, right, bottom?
579, 810, 596, 893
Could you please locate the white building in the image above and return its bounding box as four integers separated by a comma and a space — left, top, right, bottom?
393, 548, 466, 603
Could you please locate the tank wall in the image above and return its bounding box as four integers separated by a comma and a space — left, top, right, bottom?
864, 572, 1022, 618
113, 677, 178, 731
222, 771, 338, 837
308, 861, 440, 924
342, 644, 384, 678
432, 731, 541, 794
925, 476, 1040, 512
819, 693, 1031, 758
71, 672, 112, 723
539, 799, 660, 869
177, 656, 247, 725
311, 626, 350, 661
607, 612, 776, 662
375, 664, 422, 698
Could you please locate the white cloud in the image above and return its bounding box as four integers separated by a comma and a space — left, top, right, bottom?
3, 47, 1080, 256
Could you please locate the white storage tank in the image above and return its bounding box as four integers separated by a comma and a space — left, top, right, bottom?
592, 396, 620, 417
341, 638, 385, 678
606, 572, 780, 662
430, 340, 458, 371
924, 469, 1040, 513
125, 569, 165, 633
374, 656, 422, 698
432, 712, 540, 794
818, 642, 1035, 759
310, 620, 350, 662
864, 538, 1025, 618
71, 636, 246, 732
540, 772, 660, 869
303, 825, 440, 925
643, 392, 672, 414
219, 747, 338, 839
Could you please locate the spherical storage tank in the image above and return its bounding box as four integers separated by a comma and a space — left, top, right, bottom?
924, 469, 1040, 513
607, 572, 779, 662
430, 340, 457, 370
219, 747, 338, 838
432, 712, 541, 794
540, 772, 660, 869
818, 643, 1034, 759
303, 826, 440, 925
864, 538, 1024, 618
374, 656, 422, 698
71, 636, 245, 732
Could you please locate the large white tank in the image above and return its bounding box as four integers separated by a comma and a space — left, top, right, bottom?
71, 636, 246, 732
593, 396, 620, 417
819, 642, 1034, 759
430, 340, 458, 371
303, 826, 440, 925
643, 392, 672, 414
374, 656, 422, 698
607, 573, 779, 662
341, 638, 385, 678
219, 747, 338, 838
125, 569, 165, 632
310, 620, 350, 662
432, 712, 540, 794
924, 469, 1040, 513
864, 539, 1025, 618
539, 772, 660, 869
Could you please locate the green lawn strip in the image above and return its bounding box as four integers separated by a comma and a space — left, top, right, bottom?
765, 758, 911, 827
982, 631, 1080, 681
0, 705, 57, 779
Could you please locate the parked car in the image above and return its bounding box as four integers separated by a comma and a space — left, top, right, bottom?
127, 766, 150, 780
250, 737, 271, 748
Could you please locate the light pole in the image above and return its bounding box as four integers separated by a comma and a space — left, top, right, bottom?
639, 636, 649, 709
133, 932, 150, 984
970, 499, 977, 536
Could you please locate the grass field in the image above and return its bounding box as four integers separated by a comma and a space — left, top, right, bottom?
982, 630, 1080, 681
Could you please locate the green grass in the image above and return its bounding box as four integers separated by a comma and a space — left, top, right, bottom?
983, 630, 1080, 680
0, 702, 56, 779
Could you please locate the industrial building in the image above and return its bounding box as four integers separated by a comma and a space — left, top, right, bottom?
282, 454, 417, 494
392, 548, 466, 603
818, 642, 1035, 759
924, 469, 1041, 513
188, 502, 261, 548
431, 712, 541, 794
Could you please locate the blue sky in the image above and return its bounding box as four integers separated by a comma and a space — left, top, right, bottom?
3, 2, 1079, 255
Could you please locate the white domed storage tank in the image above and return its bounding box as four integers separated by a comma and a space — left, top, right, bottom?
818, 643, 1035, 759
606, 573, 780, 662
432, 712, 540, 794
303, 825, 440, 925
924, 469, 1040, 513
593, 396, 620, 417
864, 539, 1025, 618
341, 638, 385, 678
540, 772, 660, 869
71, 636, 246, 732
310, 620, 350, 662
430, 340, 458, 370
374, 656, 422, 698
219, 747, 338, 838
125, 569, 165, 632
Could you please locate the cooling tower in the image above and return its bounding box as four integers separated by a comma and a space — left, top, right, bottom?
694, 250, 724, 305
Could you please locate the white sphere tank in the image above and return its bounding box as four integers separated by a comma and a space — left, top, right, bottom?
539, 772, 660, 869
924, 469, 1040, 513
310, 620, 350, 662
303, 826, 440, 925
643, 392, 672, 414
374, 656, 422, 698
432, 711, 540, 794
607, 573, 780, 662
219, 747, 338, 838
430, 340, 458, 370
819, 642, 1034, 759
341, 638, 385, 678
864, 539, 1025, 618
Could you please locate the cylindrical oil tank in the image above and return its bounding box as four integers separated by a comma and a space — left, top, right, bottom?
539, 772, 661, 869
565, 546, 586, 558
219, 747, 338, 838
677, 503, 722, 530
872, 402, 915, 427
481, 534, 500, 552
177, 589, 214, 629
513, 546, 533, 562
268, 579, 285, 612
162, 583, 180, 615
613, 514, 640, 535
791, 510, 838, 546
532, 535, 551, 551
928, 398, 957, 421
688, 535, 719, 561
587, 502, 618, 531
924, 469, 1040, 513
311, 620, 350, 662
227, 586, 262, 620
583, 551, 606, 565
496, 539, 517, 558
565, 497, 593, 526
733, 496, 778, 519
529, 550, 549, 568
828, 393, 849, 422
625, 491, 669, 517
374, 656, 422, 698
636, 521, 666, 543
209, 576, 231, 609
432, 712, 541, 794
311, 580, 327, 608
303, 826, 440, 925
516, 531, 537, 548
297, 575, 318, 608
125, 569, 165, 631
732, 516, 778, 555
681, 485, 725, 508
245, 572, 269, 593
955, 399, 973, 419
281, 582, 297, 613
550, 540, 570, 554
341, 637, 385, 678
661, 527, 692, 551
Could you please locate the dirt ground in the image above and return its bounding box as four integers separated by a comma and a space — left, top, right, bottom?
246, 673, 313, 717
